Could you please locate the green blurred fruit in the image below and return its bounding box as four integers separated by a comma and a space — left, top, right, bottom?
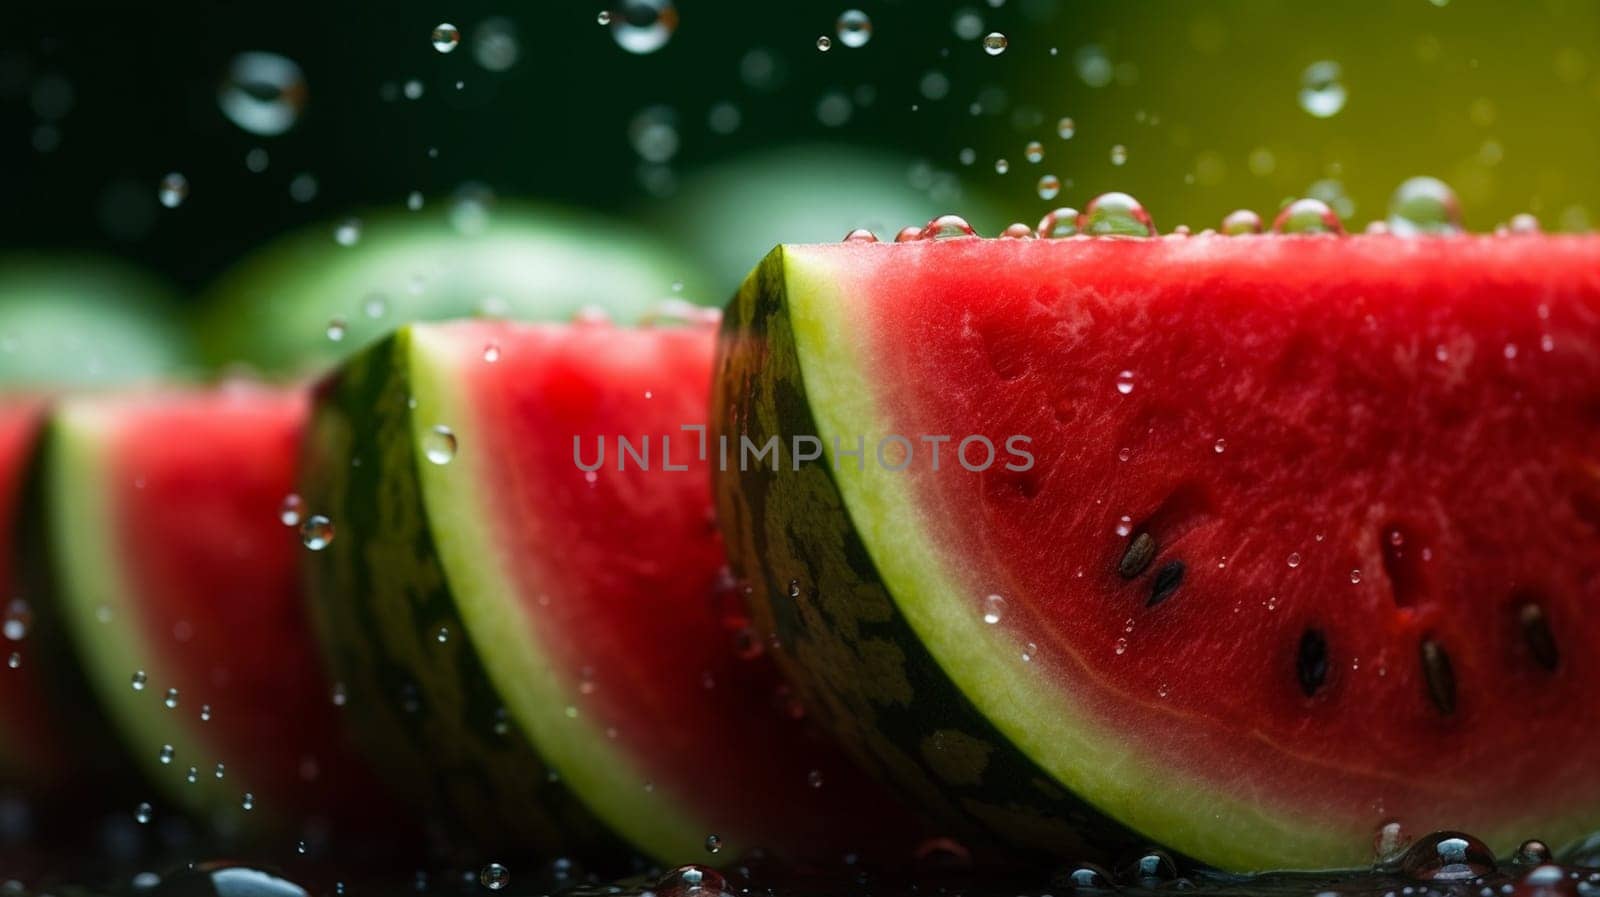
650, 145, 1007, 294
195, 201, 714, 376
0, 255, 193, 389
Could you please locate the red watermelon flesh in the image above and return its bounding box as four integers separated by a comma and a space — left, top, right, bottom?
45, 384, 386, 830
732, 234, 1600, 870
400, 319, 920, 860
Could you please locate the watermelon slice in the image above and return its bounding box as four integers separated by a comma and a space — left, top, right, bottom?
301, 318, 919, 865
712, 235, 1600, 872
196, 203, 712, 377
32, 383, 393, 840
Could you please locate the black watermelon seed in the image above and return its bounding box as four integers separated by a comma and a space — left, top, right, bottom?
1519, 602, 1559, 671
1420, 638, 1457, 716
1119, 532, 1156, 579
1147, 560, 1185, 607
1297, 628, 1328, 697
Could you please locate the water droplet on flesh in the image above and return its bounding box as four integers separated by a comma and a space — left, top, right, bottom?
1272, 198, 1345, 235
1038, 208, 1080, 238
1080, 192, 1156, 236
423, 425, 458, 465
982, 594, 1006, 624
1398, 831, 1496, 881
1387, 176, 1463, 235
1220, 209, 1263, 235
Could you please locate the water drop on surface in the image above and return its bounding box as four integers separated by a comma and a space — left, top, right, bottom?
1272, 198, 1346, 235
241, 792, 254, 811
922, 214, 977, 240
1115, 369, 1136, 394
1350, 569, 1363, 584
610, 0, 678, 55
658, 864, 726, 894
1299, 60, 1348, 118
164, 688, 179, 709
1213, 438, 1227, 454
435, 626, 449, 644
214, 762, 225, 779
325, 317, 346, 342
1514, 840, 1553, 865
300, 515, 334, 551
843, 227, 879, 243
836, 10, 872, 48
185, 766, 198, 784
5, 652, 17, 670
158, 744, 174, 765
1038, 207, 1081, 238
200, 703, 211, 721
982, 594, 1005, 624
132, 670, 148, 691
982, 32, 1008, 55
1509, 213, 1541, 234
1220, 209, 1263, 235
479, 863, 509, 891
1399, 831, 1496, 881
894, 225, 924, 243
1000, 222, 1035, 239
1287, 552, 1302, 568
431, 23, 461, 53
158, 173, 189, 209
423, 425, 458, 465
218, 52, 306, 137
1387, 176, 1462, 235
1080, 192, 1157, 236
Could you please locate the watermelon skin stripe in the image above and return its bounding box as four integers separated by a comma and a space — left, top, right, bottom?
712, 249, 1149, 865
301, 327, 623, 860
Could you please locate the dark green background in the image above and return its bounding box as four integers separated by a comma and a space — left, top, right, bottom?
3, 0, 1597, 293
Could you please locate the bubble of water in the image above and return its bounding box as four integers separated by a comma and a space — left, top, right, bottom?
610, 0, 678, 55
300, 515, 334, 551
473, 18, 520, 72
1038, 208, 1081, 238
423, 425, 458, 465
158, 173, 189, 209
1272, 198, 1345, 235
1398, 831, 1496, 881
431, 23, 461, 54
218, 52, 307, 137
1079, 192, 1156, 236
479, 864, 509, 891
836, 10, 872, 48
1220, 209, 1263, 235
1387, 176, 1463, 235
333, 218, 362, 246
1057, 117, 1075, 139
982, 32, 1008, 55
1299, 60, 1348, 118
922, 214, 978, 240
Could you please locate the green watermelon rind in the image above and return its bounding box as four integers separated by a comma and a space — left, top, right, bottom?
196, 203, 713, 377
713, 246, 1378, 872
36, 403, 251, 827
303, 324, 715, 862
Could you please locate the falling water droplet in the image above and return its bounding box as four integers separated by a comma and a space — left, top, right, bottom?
704, 834, 722, 854
610, 0, 678, 55
217, 52, 307, 137
1025, 141, 1044, 163
164, 688, 179, 709
816, 35, 833, 52
158, 173, 189, 209
1036, 174, 1061, 200
982, 32, 1008, 55
334, 218, 362, 246
135, 802, 153, 824
158, 744, 174, 765
1298, 60, 1348, 118
836, 10, 872, 48
1056, 117, 1075, 139
325, 317, 347, 342
132, 670, 148, 691
279, 493, 303, 526
1109, 144, 1128, 166
431, 23, 461, 54
301, 515, 334, 551
2, 601, 31, 641
241, 792, 255, 811
479, 864, 509, 891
